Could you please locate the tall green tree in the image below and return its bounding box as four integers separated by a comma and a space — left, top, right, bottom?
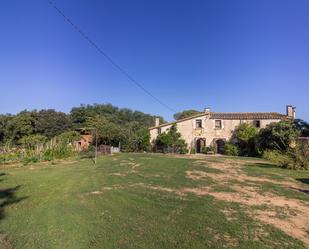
155, 124, 188, 154
70, 103, 165, 128
173, 109, 200, 120
0, 114, 13, 144
85, 115, 125, 147
34, 109, 72, 138
5, 111, 36, 144
294, 119, 309, 137
258, 121, 300, 152
232, 123, 258, 156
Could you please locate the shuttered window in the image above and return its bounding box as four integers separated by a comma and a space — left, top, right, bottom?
196, 119, 202, 128
215, 120, 222, 129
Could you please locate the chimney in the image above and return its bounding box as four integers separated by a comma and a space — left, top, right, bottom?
286, 105, 296, 119
204, 107, 211, 115
155, 117, 160, 127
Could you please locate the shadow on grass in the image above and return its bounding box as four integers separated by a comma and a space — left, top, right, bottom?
296, 178, 309, 185
0, 173, 6, 183
246, 163, 279, 169
0, 173, 28, 221
289, 178, 309, 195
289, 187, 309, 195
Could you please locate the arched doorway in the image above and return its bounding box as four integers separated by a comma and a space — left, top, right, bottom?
196, 138, 206, 153
216, 139, 225, 154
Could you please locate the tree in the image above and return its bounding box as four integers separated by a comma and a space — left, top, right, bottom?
34, 109, 72, 138
124, 126, 150, 152
294, 119, 309, 137
155, 124, 188, 153
0, 114, 13, 145
5, 111, 36, 144
232, 123, 258, 156
257, 121, 300, 152
70, 103, 165, 128
85, 115, 125, 147
173, 110, 200, 120
56, 131, 81, 144
70, 103, 165, 151
0, 103, 163, 150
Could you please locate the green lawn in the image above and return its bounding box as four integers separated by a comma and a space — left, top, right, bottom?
0, 154, 308, 249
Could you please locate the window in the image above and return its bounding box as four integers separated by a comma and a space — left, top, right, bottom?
195, 119, 202, 128
157, 127, 161, 135
215, 120, 222, 129
253, 120, 260, 128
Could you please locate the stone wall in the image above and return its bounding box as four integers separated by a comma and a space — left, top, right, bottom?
150, 115, 282, 152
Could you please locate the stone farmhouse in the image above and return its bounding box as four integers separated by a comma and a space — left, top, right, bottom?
149, 105, 296, 154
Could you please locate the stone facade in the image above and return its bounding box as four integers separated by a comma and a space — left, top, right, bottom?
150, 106, 295, 153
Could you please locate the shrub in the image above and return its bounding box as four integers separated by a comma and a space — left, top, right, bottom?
155, 124, 188, 154
258, 121, 300, 152
19, 135, 47, 149
201, 147, 208, 154
178, 146, 189, 154
190, 148, 196, 154
224, 143, 239, 156
262, 146, 309, 170
287, 145, 309, 170
55, 131, 81, 145
22, 155, 40, 165
202, 146, 215, 154
232, 123, 258, 156
262, 150, 293, 168
0, 151, 22, 164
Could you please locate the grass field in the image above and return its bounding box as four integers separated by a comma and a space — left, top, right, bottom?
0, 153, 308, 249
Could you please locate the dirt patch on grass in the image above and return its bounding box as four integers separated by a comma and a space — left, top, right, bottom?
206, 186, 309, 245
149, 182, 309, 246
186, 170, 209, 180
0, 234, 13, 249
110, 172, 127, 177
185, 159, 309, 246
255, 210, 309, 245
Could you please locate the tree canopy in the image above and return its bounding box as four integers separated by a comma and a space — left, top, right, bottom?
173, 109, 200, 120
294, 119, 309, 137
155, 124, 188, 154
257, 121, 300, 152
0, 103, 164, 152
232, 123, 258, 156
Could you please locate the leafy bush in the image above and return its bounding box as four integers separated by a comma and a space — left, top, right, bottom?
201, 147, 208, 154
262, 150, 293, 168
258, 121, 300, 152
202, 146, 215, 154
0, 151, 22, 164
22, 155, 40, 165
232, 123, 258, 156
43, 145, 77, 160
19, 134, 47, 149
288, 145, 309, 170
55, 131, 81, 144
190, 148, 196, 154
155, 124, 188, 154
224, 143, 239, 156
263, 146, 309, 170
0, 135, 78, 165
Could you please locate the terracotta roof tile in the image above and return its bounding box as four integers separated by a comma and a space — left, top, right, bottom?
209, 112, 287, 120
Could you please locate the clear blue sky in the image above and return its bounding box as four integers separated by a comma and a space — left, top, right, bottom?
0, 0, 308, 121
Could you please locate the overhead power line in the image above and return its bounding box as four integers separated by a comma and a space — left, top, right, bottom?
48, 1, 176, 113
